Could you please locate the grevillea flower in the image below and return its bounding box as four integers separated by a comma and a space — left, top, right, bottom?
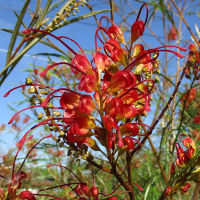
106, 24, 126, 45
132, 44, 144, 58
18, 191, 36, 200
175, 135, 196, 168
3, 4, 189, 199
176, 143, 188, 167
74, 183, 90, 196
109, 71, 137, 93
60, 92, 80, 109
64, 109, 96, 135
181, 183, 191, 193
123, 137, 135, 150
185, 42, 200, 79
90, 186, 99, 198
71, 54, 94, 76
120, 90, 138, 105
79, 95, 96, 114
182, 137, 196, 149
120, 123, 139, 137
104, 38, 121, 52
5, 3, 186, 154
108, 197, 118, 200
131, 21, 145, 44
180, 88, 196, 106
93, 52, 111, 72
104, 97, 123, 116
170, 162, 176, 175
0, 134, 52, 200
164, 187, 172, 196
188, 43, 198, 52
182, 137, 196, 159
104, 39, 127, 65
103, 115, 117, 132
168, 26, 177, 41
131, 4, 148, 44
78, 73, 98, 93
122, 104, 138, 118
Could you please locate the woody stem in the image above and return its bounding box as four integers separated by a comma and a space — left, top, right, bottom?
126, 151, 135, 200
111, 161, 134, 200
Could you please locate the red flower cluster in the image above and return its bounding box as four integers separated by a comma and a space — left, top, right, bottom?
180, 183, 191, 193
180, 88, 196, 107
164, 136, 196, 196
2, 3, 188, 199
0, 134, 52, 200
4, 4, 186, 155
74, 183, 99, 200
176, 135, 196, 168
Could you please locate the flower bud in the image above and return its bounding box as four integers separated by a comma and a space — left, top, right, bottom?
176, 144, 188, 167
18, 191, 36, 200
90, 186, 99, 198
123, 137, 135, 150
164, 186, 172, 196
167, 26, 177, 41
25, 78, 33, 85
107, 24, 125, 44
131, 21, 145, 44
132, 44, 144, 58
170, 163, 175, 175
182, 137, 196, 159
181, 183, 191, 193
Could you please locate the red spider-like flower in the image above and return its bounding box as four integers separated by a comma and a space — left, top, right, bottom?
164, 186, 172, 196
5, 3, 186, 154
0, 134, 52, 200
181, 183, 191, 193
176, 135, 196, 167
18, 191, 36, 200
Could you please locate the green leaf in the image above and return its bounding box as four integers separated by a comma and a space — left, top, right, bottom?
13, 11, 28, 29
48, 0, 66, 13
1, 36, 44, 81
33, 52, 71, 62
6, 0, 31, 63
35, 0, 42, 16
144, 177, 155, 200
156, 72, 176, 87
35, 0, 52, 29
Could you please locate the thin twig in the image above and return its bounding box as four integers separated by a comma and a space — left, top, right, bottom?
171, 0, 200, 49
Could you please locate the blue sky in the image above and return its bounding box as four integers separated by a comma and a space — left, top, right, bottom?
0, 0, 199, 153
